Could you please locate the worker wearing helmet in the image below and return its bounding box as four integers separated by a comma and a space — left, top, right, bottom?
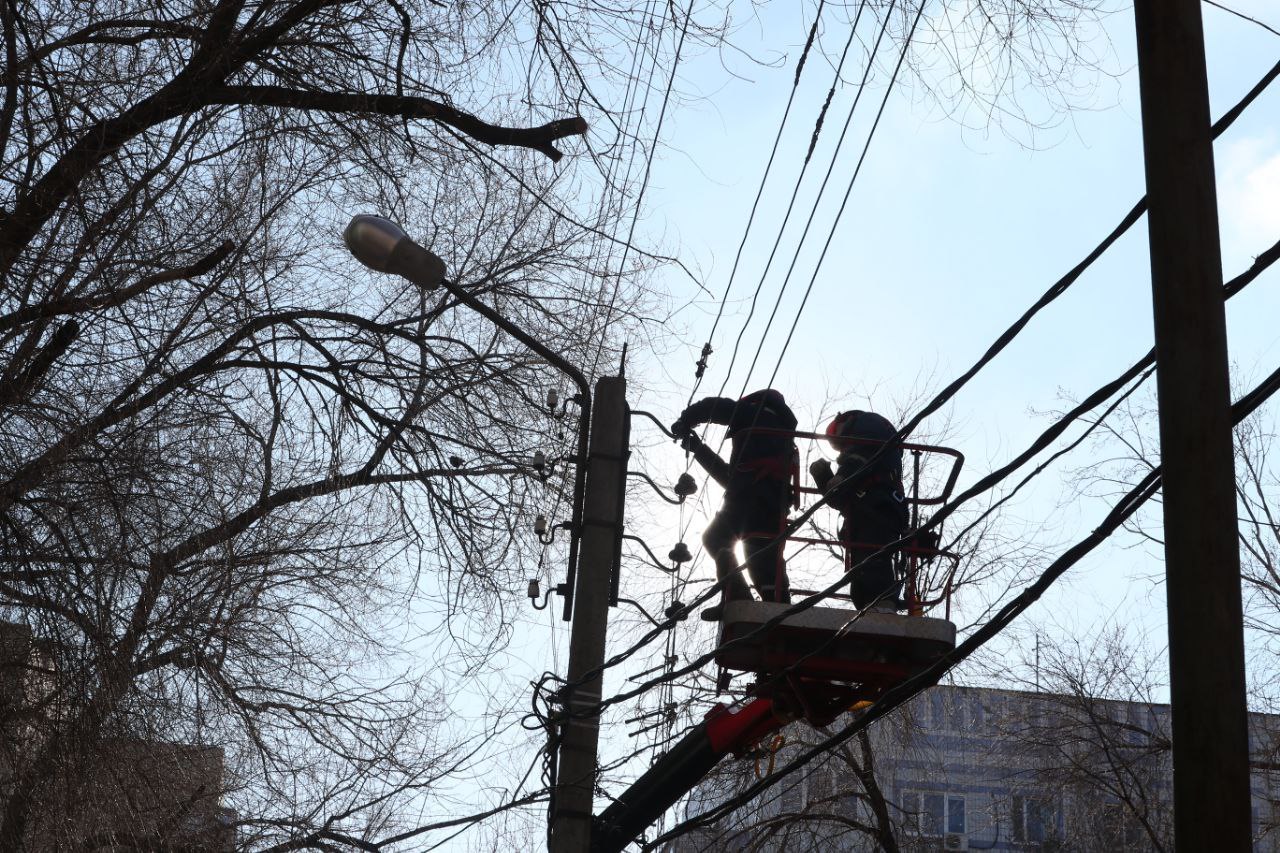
810, 410, 908, 611
671, 389, 798, 620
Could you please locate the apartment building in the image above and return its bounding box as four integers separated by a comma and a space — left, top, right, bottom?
670, 684, 1280, 851
0, 620, 235, 850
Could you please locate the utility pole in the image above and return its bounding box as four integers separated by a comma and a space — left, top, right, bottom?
550, 375, 628, 853
342, 215, 625, 849
1132, 4, 1252, 850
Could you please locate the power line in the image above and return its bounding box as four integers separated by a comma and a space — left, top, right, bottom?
713, 0, 885, 401
603, 226, 1278, 729
659, 6, 912, 680
670, 1, 882, 554
670, 0, 898, 547
547, 236, 1273, 824
762, 0, 927, 389
536, 0, 668, 559
660, 46, 1280, 545
663, 3, 915, 650
685, 0, 833, 404
589, 0, 697, 378
1204, 0, 1280, 38
539, 134, 1280, 724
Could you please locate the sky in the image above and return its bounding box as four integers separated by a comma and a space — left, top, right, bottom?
440, 2, 1280, 846
618, 0, 1280, 671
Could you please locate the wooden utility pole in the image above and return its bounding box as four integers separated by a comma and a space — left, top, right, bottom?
550, 376, 628, 853
1132, 4, 1252, 849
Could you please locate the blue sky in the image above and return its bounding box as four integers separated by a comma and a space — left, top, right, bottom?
613, 0, 1280, 677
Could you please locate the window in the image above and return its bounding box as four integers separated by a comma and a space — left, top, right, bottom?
948, 795, 966, 834
1012, 795, 1060, 845
1100, 802, 1144, 848
903, 790, 966, 837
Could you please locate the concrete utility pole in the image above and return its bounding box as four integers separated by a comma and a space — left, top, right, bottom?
550, 375, 628, 853
1132, 4, 1252, 849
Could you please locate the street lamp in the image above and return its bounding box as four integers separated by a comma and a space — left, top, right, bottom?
343, 215, 446, 289
342, 214, 593, 620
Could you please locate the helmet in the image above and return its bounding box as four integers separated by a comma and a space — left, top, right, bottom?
825, 410, 863, 452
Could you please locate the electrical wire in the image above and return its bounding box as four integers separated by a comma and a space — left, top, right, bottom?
761, 0, 927, 390
560, 234, 1280, 837
661, 2, 917, 662
672, 0, 882, 562
535, 0, 669, 572
589, 0, 697, 378
715, 0, 888, 402
685, 0, 834, 404
538, 187, 1280, 727
550, 225, 1280, 743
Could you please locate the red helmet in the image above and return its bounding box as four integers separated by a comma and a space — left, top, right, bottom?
825, 410, 861, 452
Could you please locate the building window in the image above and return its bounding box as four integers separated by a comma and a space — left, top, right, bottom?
904, 790, 966, 837
948, 795, 966, 834
1100, 802, 1144, 848
1012, 795, 1060, 845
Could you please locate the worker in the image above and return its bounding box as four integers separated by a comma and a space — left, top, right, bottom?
809, 410, 908, 611
671, 389, 798, 620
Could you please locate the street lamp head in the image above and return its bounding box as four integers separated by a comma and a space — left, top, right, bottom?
343, 214, 446, 290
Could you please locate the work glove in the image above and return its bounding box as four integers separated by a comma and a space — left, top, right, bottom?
809, 458, 833, 487
670, 418, 692, 439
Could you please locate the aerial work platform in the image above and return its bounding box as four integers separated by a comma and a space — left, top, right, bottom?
590, 428, 966, 852
715, 599, 957, 686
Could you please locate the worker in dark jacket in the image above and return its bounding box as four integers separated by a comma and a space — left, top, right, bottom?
809, 410, 908, 611
672, 389, 798, 620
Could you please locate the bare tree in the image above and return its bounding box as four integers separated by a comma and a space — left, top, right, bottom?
995, 629, 1175, 852
0, 0, 694, 848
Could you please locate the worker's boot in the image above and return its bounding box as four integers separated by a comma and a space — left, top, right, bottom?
852, 561, 901, 612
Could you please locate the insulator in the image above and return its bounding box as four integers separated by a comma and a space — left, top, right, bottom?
668, 542, 693, 563
532, 450, 546, 470
534, 515, 548, 535
526, 579, 540, 600
546, 389, 559, 409
673, 473, 697, 498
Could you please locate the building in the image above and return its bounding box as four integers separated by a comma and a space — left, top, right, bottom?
670, 684, 1280, 851
0, 621, 235, 850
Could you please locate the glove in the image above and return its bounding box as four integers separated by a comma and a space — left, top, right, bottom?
809, 458, 833, 486
670, 418, 692, 438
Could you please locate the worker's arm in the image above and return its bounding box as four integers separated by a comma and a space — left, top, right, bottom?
680, 433, 730, 487
675, 396, 737, 430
